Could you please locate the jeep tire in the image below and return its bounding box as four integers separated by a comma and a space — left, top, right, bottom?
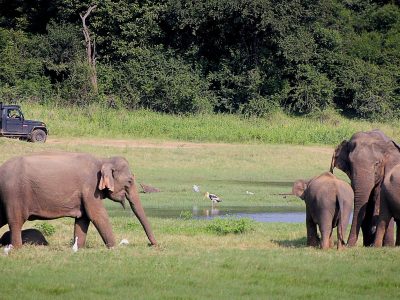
30, 129, 47, 143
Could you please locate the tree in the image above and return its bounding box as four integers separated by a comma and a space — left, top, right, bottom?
80, 5, 98, 94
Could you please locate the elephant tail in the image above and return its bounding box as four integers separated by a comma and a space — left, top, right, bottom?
336, 187, 352, 248
336, 199, 346, 247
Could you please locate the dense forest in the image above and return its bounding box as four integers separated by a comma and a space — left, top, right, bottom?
0, 0, 399, 120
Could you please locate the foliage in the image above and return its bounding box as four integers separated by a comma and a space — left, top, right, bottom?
179, 211, 193, 220
22, 102, 400, 145
206, 217, 255, 235
0, 1, 399, 119
34, 222, 56, 237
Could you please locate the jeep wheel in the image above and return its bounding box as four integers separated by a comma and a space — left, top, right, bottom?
30, 129, 47, 143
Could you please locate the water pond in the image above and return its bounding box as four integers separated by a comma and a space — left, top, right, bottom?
143, 206, 306, 223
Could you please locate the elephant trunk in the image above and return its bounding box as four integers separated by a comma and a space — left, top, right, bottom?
127, 183, 157, 246
347, 175, 374, 247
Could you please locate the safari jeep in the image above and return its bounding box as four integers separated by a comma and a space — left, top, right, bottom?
0, 103, 48, 142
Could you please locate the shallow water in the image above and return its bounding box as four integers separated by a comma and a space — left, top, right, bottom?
210, 180, 293, 187
143, 206, 306, 223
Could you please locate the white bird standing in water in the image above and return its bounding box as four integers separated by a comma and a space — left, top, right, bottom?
193, 185, 200, 193
3, 244, 13, 255
72, 236, 78, 253
204, 192, 223, 207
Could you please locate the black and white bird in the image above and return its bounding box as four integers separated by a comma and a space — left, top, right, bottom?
72, 236, 78, 253
204, 192, 223, 206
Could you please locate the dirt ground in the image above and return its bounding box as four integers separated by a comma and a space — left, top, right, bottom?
47, 137, 333, 154
47, 137, 230, 149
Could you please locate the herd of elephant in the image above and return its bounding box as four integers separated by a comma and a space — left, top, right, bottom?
1, 129, 400, 250
293, 129, 400, 249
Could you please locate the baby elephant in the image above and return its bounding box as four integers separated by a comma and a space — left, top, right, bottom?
292, 172, 353, 249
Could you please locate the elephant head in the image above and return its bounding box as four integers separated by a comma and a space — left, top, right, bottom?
98, 157, 157, 246
292, 179, 309, 200
330, 130, 400, 246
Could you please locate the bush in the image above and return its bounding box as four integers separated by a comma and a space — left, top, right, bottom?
206, 217, 255, 235
179, 211, 193, 220
114, 48, 216, 114
284, 65, 335, 114
34, 222, 56, 237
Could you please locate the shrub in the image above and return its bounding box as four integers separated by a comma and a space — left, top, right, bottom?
206, 217, 255, 235
284, 65, 335, 114
179, 211, 193, 220
34, 222, 56, 237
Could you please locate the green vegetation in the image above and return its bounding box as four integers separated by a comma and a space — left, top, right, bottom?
1, 1, 399, 120
23, 103, 400, 145
34, 223, 56, 237
206, 217, 256, 235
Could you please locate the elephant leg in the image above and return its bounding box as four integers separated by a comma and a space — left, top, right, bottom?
8, 221, 23, 248
361, 199, 375, 246
84, 203, 116, 248
319, 226, 332, 250
74, 215, 90, 248
383, 218, 395, 247
374, 200, 392, 247
306, 215, 319, 247
396, 220, 400, 246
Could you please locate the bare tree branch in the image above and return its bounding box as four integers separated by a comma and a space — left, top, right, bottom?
80, 5, 98, 94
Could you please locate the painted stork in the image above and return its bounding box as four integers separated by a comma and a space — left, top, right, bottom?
204, 192, 223, 206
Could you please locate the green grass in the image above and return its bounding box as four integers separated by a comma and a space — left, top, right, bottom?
0, 119, 399, 299
21, 103, 400, 145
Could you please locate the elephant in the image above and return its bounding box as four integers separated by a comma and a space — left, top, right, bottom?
330, 129, 400, 247
0, 228, 48, 246
292, 172, 353, 249
374, 163, 400, 247
0, 152, 157, 249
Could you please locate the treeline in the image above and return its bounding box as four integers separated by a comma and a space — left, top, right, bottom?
0, 0, 399, 120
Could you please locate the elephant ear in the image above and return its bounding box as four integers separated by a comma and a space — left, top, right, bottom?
292, 180, 307, 199
330, 140, 350, 177
99, 163, 115, 192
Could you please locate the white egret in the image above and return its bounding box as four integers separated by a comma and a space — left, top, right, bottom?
119, 239, 129, 246
72, 236, 78, 253
3, 244, 13, 255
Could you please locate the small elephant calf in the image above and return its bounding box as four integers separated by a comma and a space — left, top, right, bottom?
292, 172, 353, 249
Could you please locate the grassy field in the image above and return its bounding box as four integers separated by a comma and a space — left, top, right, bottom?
0, 135, 398, 299
22, 103, 400, 145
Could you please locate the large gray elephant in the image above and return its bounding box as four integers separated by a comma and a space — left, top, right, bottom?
292, 172, 353, 249
0, 152, 157, 249
330, 129, 400, 246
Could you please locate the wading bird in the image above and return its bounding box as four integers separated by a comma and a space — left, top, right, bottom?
72, 236, 78, 253
3, 244, 12, 255
204, 192, 223, 207
193, 185, 200, 193
119, 239, 129, 246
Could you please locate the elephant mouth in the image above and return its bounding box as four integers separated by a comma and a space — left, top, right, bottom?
109, 191, 127, 209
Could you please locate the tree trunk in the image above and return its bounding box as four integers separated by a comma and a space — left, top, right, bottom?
80, 5, 98, 94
